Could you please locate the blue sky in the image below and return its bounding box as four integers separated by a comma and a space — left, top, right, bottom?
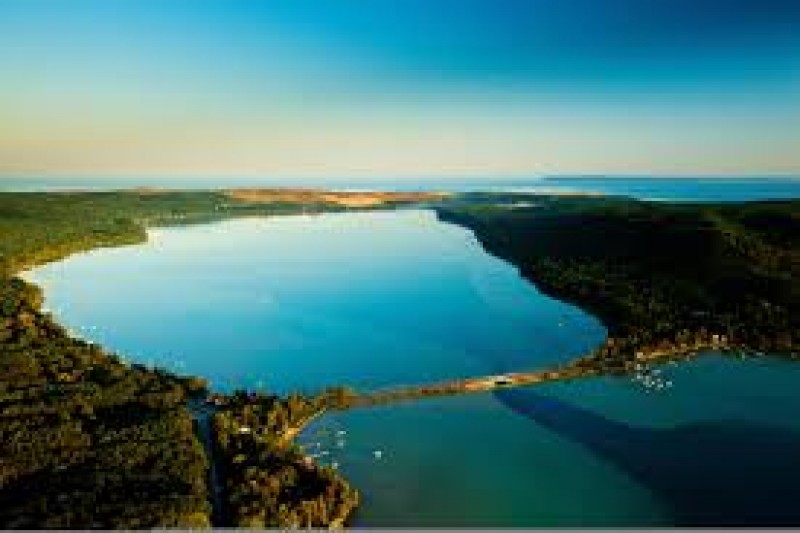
1, 0, 798, 179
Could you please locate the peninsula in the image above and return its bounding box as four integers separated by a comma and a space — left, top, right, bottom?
437, 193, 799, 368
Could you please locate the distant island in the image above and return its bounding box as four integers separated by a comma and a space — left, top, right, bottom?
0, 188, 797, 528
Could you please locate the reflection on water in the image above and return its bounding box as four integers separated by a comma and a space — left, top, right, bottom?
498, 387, 800, 526
22, 209, 800, 526
24, 210, 605, 394
301, 354, 800, 526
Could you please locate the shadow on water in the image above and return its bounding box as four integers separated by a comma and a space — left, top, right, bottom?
496, 388, 800, 526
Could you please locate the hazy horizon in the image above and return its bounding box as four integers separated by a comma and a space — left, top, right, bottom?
2, 0, 799, 179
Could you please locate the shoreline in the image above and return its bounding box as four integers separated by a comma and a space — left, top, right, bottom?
1, 189, 797, 528
7, 197, 609, 528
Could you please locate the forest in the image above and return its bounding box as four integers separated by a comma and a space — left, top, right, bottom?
437, 194, 800, 371
0, 190, 362, 276
0, 190, 365, 528
212, 391, 359, 528
0, 277, 211, 528
1, 188, 797, 527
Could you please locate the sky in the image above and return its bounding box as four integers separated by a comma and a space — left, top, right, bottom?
1, 0, 799, 180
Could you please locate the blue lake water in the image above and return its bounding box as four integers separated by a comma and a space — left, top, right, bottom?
22, 207, 800, 526
24, 210, 604, 393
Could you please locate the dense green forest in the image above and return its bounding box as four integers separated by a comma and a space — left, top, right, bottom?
0, 190, 364, 528
0, 278, 211, 528
0, 190, 356, 276
2, 189, 798, 527
437, 194, 800, 371
212, 391, 359, 528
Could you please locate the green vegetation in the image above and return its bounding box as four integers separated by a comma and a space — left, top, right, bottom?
437, 193, 800, 371
0, 190, 351, 276
0, 190, 366, 528
2, 188, 797, 527
212, 391, 359, 528
0, 278, 210, 528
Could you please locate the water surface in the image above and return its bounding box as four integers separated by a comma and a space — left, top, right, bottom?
23, 207, 800, 526
26, 210, 604, 394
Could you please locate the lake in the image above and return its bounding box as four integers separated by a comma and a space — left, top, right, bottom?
23, 207, 800, 526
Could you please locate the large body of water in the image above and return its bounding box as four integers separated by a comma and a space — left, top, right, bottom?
21, 183, 800, 526
3, 175, 799, 203
25, 211, 604, 394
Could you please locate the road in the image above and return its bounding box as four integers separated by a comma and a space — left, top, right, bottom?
343, 364, 599, 409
